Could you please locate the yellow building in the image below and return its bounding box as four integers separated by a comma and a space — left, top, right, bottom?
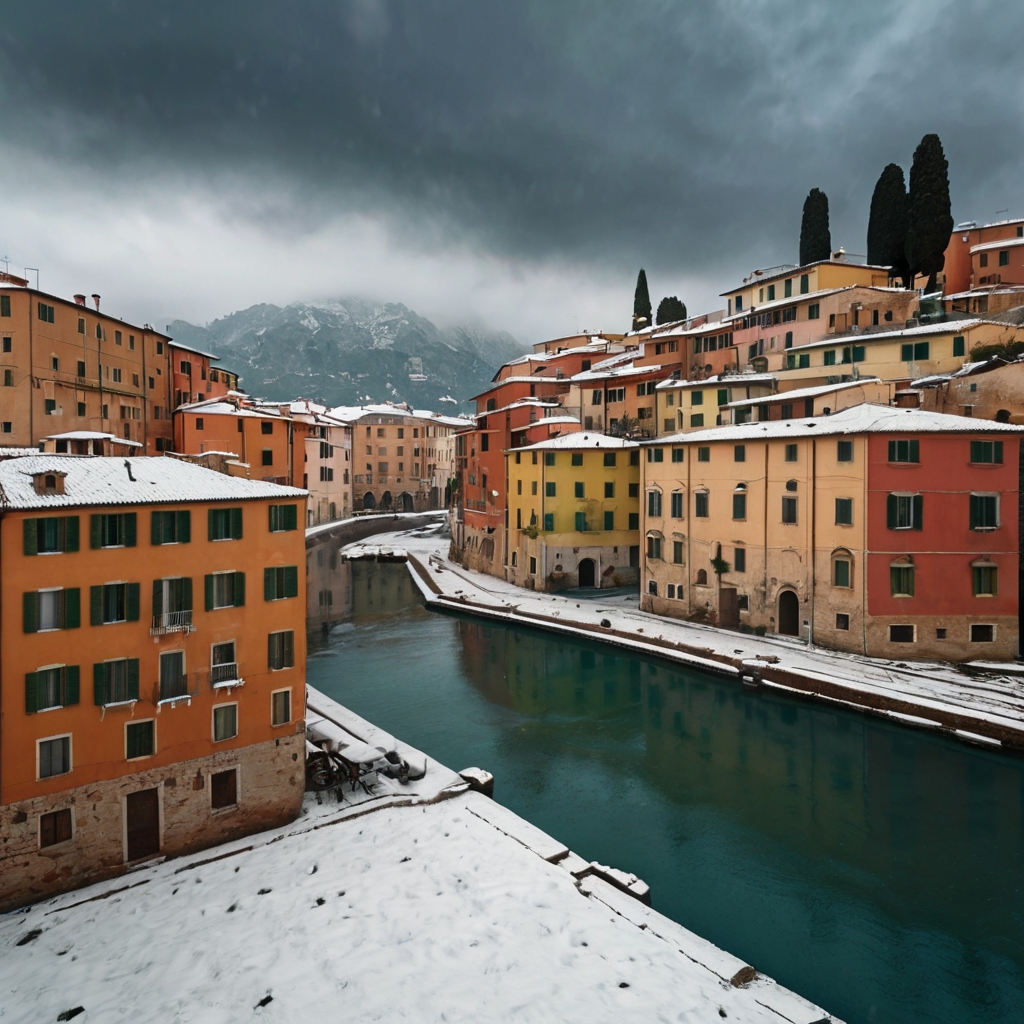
506, 433, 640, 590
654, 373, 776, 435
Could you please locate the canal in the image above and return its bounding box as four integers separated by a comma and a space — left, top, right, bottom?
307, 560, 1024, 1024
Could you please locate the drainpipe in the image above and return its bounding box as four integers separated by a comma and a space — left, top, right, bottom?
141, 329, 148, 452
28, 293, 34, 443
861, 435, 869, 656
763, 441, 769, 625
809, 438, 816, 646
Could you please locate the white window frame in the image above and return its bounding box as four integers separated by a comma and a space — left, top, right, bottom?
37, 587, 63, 632
212, 701, 238, 742
210, 571, 237, 610
37, 732, 72, 780
211, 639, 241, 689
125, 718, 157, 762
271, 687, 292, 727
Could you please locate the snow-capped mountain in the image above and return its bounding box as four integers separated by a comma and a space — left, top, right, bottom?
165, 299, 524, 410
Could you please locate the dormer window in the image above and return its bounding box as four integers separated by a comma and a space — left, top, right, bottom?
33, 471, 66, 495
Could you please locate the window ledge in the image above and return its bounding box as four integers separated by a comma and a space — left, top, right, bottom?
211, 678, 245, 691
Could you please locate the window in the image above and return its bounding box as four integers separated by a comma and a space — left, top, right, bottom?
647, 490, 662, 517
890, 561, 915, 596
887, 493, 923, 530
673, 541, 684, 564
261, 449, 274, 466
532, 481, 538, 495
647, 448, 664, 463
824, 351, 836, 366
23, 587, 80, 633
999, 250, 1010, 267
159, 650, 187, 700
481, 435, 489, 453
971, 624, 995, 643
40, 808, 73, 847
603, 511, 615, 530
694, 492, 709, 518
38, 302, 55, 323
889, 624, 915, 643
91, 512, 136, 549
901, 341, 930, 361
694, 447, 709, 464
213, 705, 238, 742
603, 452, 617, 467
837, 440, 853, 462
979, 252, 989, 268
732, 493, 746, 520
543, 452, 556, 467
44, 398, 57, 415
112, 367, 122, 383
0, 296, 9, 316
628, 512, 639, 530
23, 515, 80, 555
575, 511, 588, 532
38, 736, 71, 779
529, 556, 538, 574
272, 689, 292, 726
91, 581, 140, 625
570, 452, 582, 467
781, 403, 793, 420
799, 274, 809, 294
852, 346, 865, 363
211, 641, 238, 686
835, 498, 853, 525
695, 569, 708, 585
666, 584, 675, 598
969, 493, 999, 530
782, 496, 798, 524
730, 445, 745, 463
268, 630, 295, 670
93, 658, 140, 705
690, 414, 704, 428
3, 369, 11, 387
785, 444, 797, 462
970, 440, 1003, 464
888, 439, 919, 463
126, 720, 154, 760
836, 614, 850, 631
953, 335, 965, 357
544, 513, 554, 531
264, 565, 299, 600
545, 481, 556, 497
604, 482, 614, 498
733, 547, 746, 572
206, 571, 245, 609
973, 564, 998, 596
647, 535, 662, 559
670, 492, 683, 518
209, 507, 243, 540
691, 392, 703, 406
833, 557, 851, 588
592, 390, 603, 406
807, 304, 820, 320
648, 580, 658, 596
25, 664, 80, 713
574, 482, 585, 498
151, 510, 191, 545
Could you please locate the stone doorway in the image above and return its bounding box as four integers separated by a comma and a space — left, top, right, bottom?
577, 558, 596, 588
125, 787, 160, 862
778, 590, 800, 636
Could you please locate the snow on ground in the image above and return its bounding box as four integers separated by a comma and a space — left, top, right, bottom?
0, 687, 836, 1024
341, 526, 1024, 748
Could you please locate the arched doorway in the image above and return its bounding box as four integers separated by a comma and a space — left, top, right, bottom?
362, 492, 376, 510
381, 491, 393, 510
399, 491, 414, 513
778, 590, 800, 636
578, 558, 596, 588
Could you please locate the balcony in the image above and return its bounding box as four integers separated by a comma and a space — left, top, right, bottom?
153, 672, 200, 708
211, 662, 243, 689
150, 609, 195, 636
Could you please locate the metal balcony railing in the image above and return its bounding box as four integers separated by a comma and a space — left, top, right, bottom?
211, 662, 241, 688
150, 610, 195, 636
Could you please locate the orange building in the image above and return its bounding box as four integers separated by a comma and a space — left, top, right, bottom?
0, 455, 307, 909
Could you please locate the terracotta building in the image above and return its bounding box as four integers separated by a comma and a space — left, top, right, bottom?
639, 404, 1022, 661
0, 456, 307, 910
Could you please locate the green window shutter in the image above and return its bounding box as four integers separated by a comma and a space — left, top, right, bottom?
23, 592, 38, 633
151, 511, 163, 544
234, 572, 246, 607
544, 513, 554, 531
65, 516, 79, 552
995, 442, 1003, 464
204, 574, 214, 611
575, 511, 586, 531
970, 494, 980, 529
284, 631, 294, 668
182, 577, 193, 611
264, 567, 274, 601
178, 510, 191, 543
269, 505, 279, 532
126, 582, 140, 621
887, 441, 896, 462
64, 665, 80, 706
208, 508, 216, 541
93, 663, 108, 706
231, 507, 243, 539
886, 494, 897, 529
153, 579, 164, 618
65, 588, 81, 629
953, 336, 965, 357
25, 672, 39, 713
23, 519, 38, 556
90, 585, 103, 625
284, 504, 297, 530
126, 659, 140, 701
909, 440, 919, 462
90, 515, 102, 549
901, 344, 913, 361
124, 513, 137, 547
284, 565, 298, 598
913, 494, 923, 530
604, 511, 614, 530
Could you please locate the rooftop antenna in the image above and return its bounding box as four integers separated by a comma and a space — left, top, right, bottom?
1, 256, 8, 274
997, 208, 1009, 218
25, 268, 39, 289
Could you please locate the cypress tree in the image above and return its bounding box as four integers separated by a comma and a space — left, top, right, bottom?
632, 269, 652, 332
799, 188, 832, 266
905, 133, 953, 293
867, 163, 910, 286
656, 296, 687, 325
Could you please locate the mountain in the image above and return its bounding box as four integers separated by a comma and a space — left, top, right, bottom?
165, 299, 526, 411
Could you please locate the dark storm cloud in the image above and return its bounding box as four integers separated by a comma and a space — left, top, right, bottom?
1, 0, 1022, 290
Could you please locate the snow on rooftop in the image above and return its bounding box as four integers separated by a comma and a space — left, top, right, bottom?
517, 432, 638, 451
647, 402, 1024, 445
167, 339, 221, 360
571, 361, 670, 383
0, 456, 306, 510
656, 373, 775, 391
41, 430, 142, 446
970, 236, 1024, 253
726, 378, 881, 409
790, 317, 987, 352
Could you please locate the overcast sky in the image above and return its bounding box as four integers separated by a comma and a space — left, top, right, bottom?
1, 1, 1022, 344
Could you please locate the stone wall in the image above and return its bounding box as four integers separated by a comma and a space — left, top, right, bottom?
0, 730, 304, 912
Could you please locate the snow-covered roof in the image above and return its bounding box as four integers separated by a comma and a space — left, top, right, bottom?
725, 378, 882, 409
719, 259, 894, 296
656, 373, 775, 391
178, 399, 268, 418
646, 402, 1024, 445
789, 318, 988, 353
719, 284, 908, 326
970, 237, 1024, 254
944, 286, 1024, 299
570, 362, 671, 383
523, 415, 581, 427
0, 456, 306, 510
42, 430, 142, 447
0, 446, 45, 458
515, 432, 638, 452
168, 339, 221, 360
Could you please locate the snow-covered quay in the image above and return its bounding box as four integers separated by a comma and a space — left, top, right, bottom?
0, 691, 836, 1023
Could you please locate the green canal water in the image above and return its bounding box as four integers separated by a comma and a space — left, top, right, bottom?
307, 561, 1024, 1024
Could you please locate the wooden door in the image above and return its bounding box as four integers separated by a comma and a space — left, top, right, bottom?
719, 587, 739, 629
126, 788, 160, 862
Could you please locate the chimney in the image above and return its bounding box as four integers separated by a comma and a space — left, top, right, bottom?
92, 294, 101, 311
74, 294, 86, 306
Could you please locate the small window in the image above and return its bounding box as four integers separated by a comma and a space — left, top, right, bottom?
667, 584, 675, 599
603, 452, 617, 467
835, 614, 850, 631
574, 481, 585, 498
213, 704, 238, 742
691, 392, 703, 406
575, 511, 588, 532
973, 565, 998, 596
0, 297, 9, 317
671, 448, 684, 463
999, 250, 1010, 267
269, 504, 298, 532
837, 440, 853, 462
953, 335, 965, 357
734, 547, 746, 573
889, 624, 915, 643
627, 512, 639, 530
695, 568, 708, 586
970, 624, 995, 643
890, 561, 915, 596
824, 350, 836, 366
38, 302, 55, 323
604, 482, 614, 498
781, 496, 798, 524
126, 720, 155, 760
268, 630, 295, 670
545, 481, 556, 497
970, 493, 999, 530
261, 421, 273, 435
888, 439, 920, 463
673, 541, 684, 564
690, 413, 704, 428
272, 689, 292, 726
734, 445, 745, 462
697, 447, 709, 462
603, 510, 614, 530
571, 452, 583, 467
784, 444, 797, 462
833, 558, 851, 588
694, 492, 709, 518
835, 498, 853, 525
670, 492, 683, 518
211, 768, 238, 809
208, 507, 242, 541
647, 490, 662, 517
38, 735, 71, 778
543, 513, 554, 531
807, 303, 820, 320
647, 535, 662, 559
40, 808, 73, 847
732, 492, 746, 520
887, 493, 922, 530
647, 448, 664, 463
648, 580, 658, 596
261, 449, 273, 466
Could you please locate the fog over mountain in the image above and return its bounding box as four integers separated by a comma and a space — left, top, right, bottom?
168, 298, 525, 411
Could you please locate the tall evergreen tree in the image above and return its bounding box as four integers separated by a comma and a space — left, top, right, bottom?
632, 268, 652, 331
799, 188, 832, 266
656, 296, 687, 325
867, 163, 910, 286
905, 133, 953, 292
